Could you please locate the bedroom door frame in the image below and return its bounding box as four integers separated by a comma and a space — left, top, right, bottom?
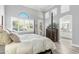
59, 15, 72, 40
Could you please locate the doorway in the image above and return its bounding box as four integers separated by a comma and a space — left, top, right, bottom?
59, 15, 72, 40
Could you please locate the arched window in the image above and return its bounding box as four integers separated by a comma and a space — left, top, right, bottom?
11, 12, 34, 33
19, 12, 29, 19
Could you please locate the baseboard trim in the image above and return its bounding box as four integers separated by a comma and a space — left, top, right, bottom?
72, 44, 79, 47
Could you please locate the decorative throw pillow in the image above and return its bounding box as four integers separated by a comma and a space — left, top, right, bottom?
9, 33, 20, 43
0, 30, 12, 45
5, 29, 11, 34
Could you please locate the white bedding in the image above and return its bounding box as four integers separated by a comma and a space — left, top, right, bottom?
5, 34, 56, 54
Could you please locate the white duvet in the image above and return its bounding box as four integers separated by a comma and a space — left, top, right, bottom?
5, 34, 56, 54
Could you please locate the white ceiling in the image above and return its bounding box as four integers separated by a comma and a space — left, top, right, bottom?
24, 5, 54, 12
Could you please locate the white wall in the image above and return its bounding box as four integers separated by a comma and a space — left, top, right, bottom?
5, 5, 43, 34
71, 6, 79, 46
0, 5, 5, 16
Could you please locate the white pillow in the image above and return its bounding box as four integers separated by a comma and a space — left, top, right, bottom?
9, 33, 20, 43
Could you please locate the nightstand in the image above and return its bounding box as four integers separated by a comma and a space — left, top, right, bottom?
46, 28, 59, 42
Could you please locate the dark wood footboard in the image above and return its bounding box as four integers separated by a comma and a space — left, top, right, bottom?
38, 49, 53, 54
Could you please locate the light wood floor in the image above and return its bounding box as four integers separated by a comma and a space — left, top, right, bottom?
53, 38, 79, 54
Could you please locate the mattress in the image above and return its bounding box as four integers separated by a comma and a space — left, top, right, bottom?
5, 34, 56, 54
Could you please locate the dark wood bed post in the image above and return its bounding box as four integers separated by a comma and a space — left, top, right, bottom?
2, 16, 3, 29
51, 13, 53, 29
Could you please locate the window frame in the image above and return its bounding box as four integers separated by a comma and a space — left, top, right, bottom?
11, 17, 34, 33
